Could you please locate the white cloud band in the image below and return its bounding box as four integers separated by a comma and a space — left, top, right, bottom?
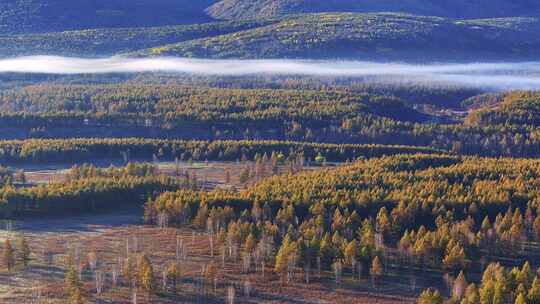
1, 56, 540, 90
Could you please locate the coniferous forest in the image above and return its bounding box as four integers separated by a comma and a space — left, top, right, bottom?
1, 1, 540, 303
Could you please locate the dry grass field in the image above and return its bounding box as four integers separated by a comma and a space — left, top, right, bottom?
0, 210, 415, 303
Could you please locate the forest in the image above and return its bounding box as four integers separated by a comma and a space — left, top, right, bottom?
6, 152, 540, 303
1, 0, 540, 303
0, 138, 442, 164
142, 154, 540, 303
0, 83, 539, 157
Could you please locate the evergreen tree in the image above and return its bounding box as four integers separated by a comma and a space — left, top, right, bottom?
479, 280, 495, 304
461, 283, 480, 304
65, 266, 83, 304
139, 255, 155, 294
492, 281, 506, 304
69, 287, 84, 304
275, 237, 291, 285
376, 207, 391, 236
515, 293, 527, 304
244, 233, 256, 255
453, 271, 467, 300
343, 240, 358, 270
528, 277, 540, 304
370, 256, 383, 288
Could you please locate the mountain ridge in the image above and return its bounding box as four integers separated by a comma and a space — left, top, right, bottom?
207, 0, 540, 20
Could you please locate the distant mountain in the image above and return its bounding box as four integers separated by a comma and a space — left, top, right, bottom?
1, 1, 539, 61
0, 0, 215, 34
207, 0, 540, 20
134, 13, 540, 61
3, 0, 540, 37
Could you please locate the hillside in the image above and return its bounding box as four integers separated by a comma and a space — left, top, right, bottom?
136, 13, 540, 60
1, 10, 539, 60
465, 92, 540, 127
0, 0, 215, 35
0, 20, 274, 57
207, 0, 540, 20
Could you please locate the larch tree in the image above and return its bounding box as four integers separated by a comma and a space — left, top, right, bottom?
370, 256, 383, 288
343, 239, 358, 276
528, 277, 540, 303
417, 288, 443, 304
452, 271, 467, 300
3, 239, 15, 272
515, 293, 527, 304
139, 255, 155, 295
461, 283, 480, 304
65, 266, 83, 304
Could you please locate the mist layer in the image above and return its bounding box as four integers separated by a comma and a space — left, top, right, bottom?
2, 56, 540, 90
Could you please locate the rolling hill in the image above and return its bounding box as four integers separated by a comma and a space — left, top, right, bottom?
135, 13, 540, 60
0, 20, 274, 57
207, 0, 540, 20
0, 1, 538, 60
0, 0, 215, 35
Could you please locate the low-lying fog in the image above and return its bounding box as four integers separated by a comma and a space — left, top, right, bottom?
2, 56, 540, 90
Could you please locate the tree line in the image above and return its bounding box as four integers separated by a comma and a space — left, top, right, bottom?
0, 138, 442, 164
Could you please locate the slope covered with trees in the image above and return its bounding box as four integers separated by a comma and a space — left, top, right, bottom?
466, 92, 540, 127
0, 20, 275, 57
0, 12, 538, 60
1, 1, 539, 60
138, 13, 540, 60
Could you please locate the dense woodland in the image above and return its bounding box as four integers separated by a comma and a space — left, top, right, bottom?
1, 0, 540, 302
143, 154, 540, 302
0, 163, 178, 217
0, 84, 540, 157
5, 153, 540, 302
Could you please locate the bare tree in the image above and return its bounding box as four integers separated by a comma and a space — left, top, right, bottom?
357, 263, 363, 282
162, 267, 168, 291
227, 285, 235, 304
131, 289, 138, 304
111, 263, 119, 288
95, 270, 105, 295
158, 212, 169, 229
242, 253, 252, 273
208, 232, 215, 258
29, 282, 43, 304
333, 260, 343, 284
